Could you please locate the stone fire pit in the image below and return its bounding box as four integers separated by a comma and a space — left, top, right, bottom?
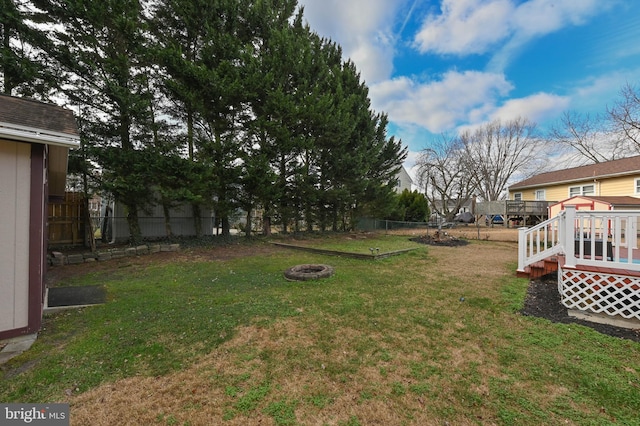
284, 264, 335, 281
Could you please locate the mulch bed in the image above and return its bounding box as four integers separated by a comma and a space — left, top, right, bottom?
409, 234, 469, 247
522, 274, 640, 342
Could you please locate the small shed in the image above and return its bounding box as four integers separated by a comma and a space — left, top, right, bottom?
549, 196, 640, 218
0, 95, 79, 340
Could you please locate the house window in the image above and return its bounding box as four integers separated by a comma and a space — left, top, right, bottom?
582, 184, 595, 195
534, 189, 545, 200
636, 178, 640, 194
569, 184, 595, 197
513, 193, 522, 201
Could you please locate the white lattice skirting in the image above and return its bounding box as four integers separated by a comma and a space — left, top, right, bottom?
559, 268, 640, 321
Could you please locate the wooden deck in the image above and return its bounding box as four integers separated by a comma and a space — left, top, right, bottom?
518, 206, 640, 322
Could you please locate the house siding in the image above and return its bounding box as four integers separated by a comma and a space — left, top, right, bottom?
513, 186, 564, 201
599, 175, 640, 196
543, 186, 566, 202
0, 140, 31, 333
394, 167, 413, 193
510, 175, 640, 201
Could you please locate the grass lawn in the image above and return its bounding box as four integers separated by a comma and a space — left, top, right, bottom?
1, 234, 639, 425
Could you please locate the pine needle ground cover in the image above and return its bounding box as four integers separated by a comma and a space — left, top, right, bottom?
1, 235, 639, 425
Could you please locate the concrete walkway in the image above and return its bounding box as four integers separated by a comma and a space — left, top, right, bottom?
0, 333, 37, 365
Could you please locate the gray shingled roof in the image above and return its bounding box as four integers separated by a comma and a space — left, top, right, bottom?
510, 156, 640, 189
0, 94, 78, 137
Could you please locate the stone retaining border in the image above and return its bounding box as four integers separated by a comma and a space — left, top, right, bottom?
271, 242, 418, 259
48, 243, 180, 266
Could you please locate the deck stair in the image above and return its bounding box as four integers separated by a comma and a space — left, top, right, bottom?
517, 256, 558, 279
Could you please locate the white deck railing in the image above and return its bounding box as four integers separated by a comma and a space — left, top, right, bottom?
517, 205, 640, 273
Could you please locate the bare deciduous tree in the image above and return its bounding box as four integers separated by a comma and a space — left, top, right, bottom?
459, 117, 546, 201
609, 82, 640, 151
417, 135, 476, 221
549, 111, 626, 164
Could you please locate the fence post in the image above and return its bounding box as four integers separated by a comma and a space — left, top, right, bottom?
564, 205, 576, 268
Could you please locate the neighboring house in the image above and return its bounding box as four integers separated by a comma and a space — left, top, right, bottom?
394, 166, 413, 193
515, 157, 640, 327
0, 95, 79, 340
508, 155, 640, 202
507, 156, 640, 225
429, 198, 474, 221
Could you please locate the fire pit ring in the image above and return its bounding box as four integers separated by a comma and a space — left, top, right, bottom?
284, 264, 335, 281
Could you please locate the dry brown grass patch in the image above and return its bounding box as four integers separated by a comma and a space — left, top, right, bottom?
70, 310, 509, 425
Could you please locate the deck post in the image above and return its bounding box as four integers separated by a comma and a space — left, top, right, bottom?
564, 205, 576, 268
517, 227, 527, 272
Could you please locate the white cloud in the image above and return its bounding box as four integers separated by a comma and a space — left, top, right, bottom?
487, 0, 603, 72
489, 92, 570, 124
414, 0, 514, 55
370, 70, 513, 133
414, 0, 602, 70
571, 68, 640, 111
298, 0, 399, 83
513, 0, 600, 37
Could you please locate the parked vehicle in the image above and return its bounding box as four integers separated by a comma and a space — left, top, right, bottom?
485, 214, 504, 225
454, 211, 475, 223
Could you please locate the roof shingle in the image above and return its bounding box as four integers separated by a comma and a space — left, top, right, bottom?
510, 156, 640, 189
0, 94, 78, 136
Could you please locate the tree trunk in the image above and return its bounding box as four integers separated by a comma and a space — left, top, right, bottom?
279, 154, 289, 233
126, 203, 142, 244
263, 214, 271, 236
245, 208, 252, 237
81, 151, 96, 251
83, 195, 96, 251
192, 203, 202, 237
222, 216, 231, 238
162, 202, 173, 237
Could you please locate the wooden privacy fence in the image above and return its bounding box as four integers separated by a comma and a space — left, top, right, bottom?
48, 192, 86, 245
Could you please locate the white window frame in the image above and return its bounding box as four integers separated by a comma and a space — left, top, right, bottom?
635, 178, 640, 194
569, 184, 595, 197
513, 192, 522, 201
569, 186, 581, 197
534, 189, 545, 200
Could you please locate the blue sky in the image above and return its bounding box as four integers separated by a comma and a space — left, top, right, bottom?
297, 0, 640, 175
